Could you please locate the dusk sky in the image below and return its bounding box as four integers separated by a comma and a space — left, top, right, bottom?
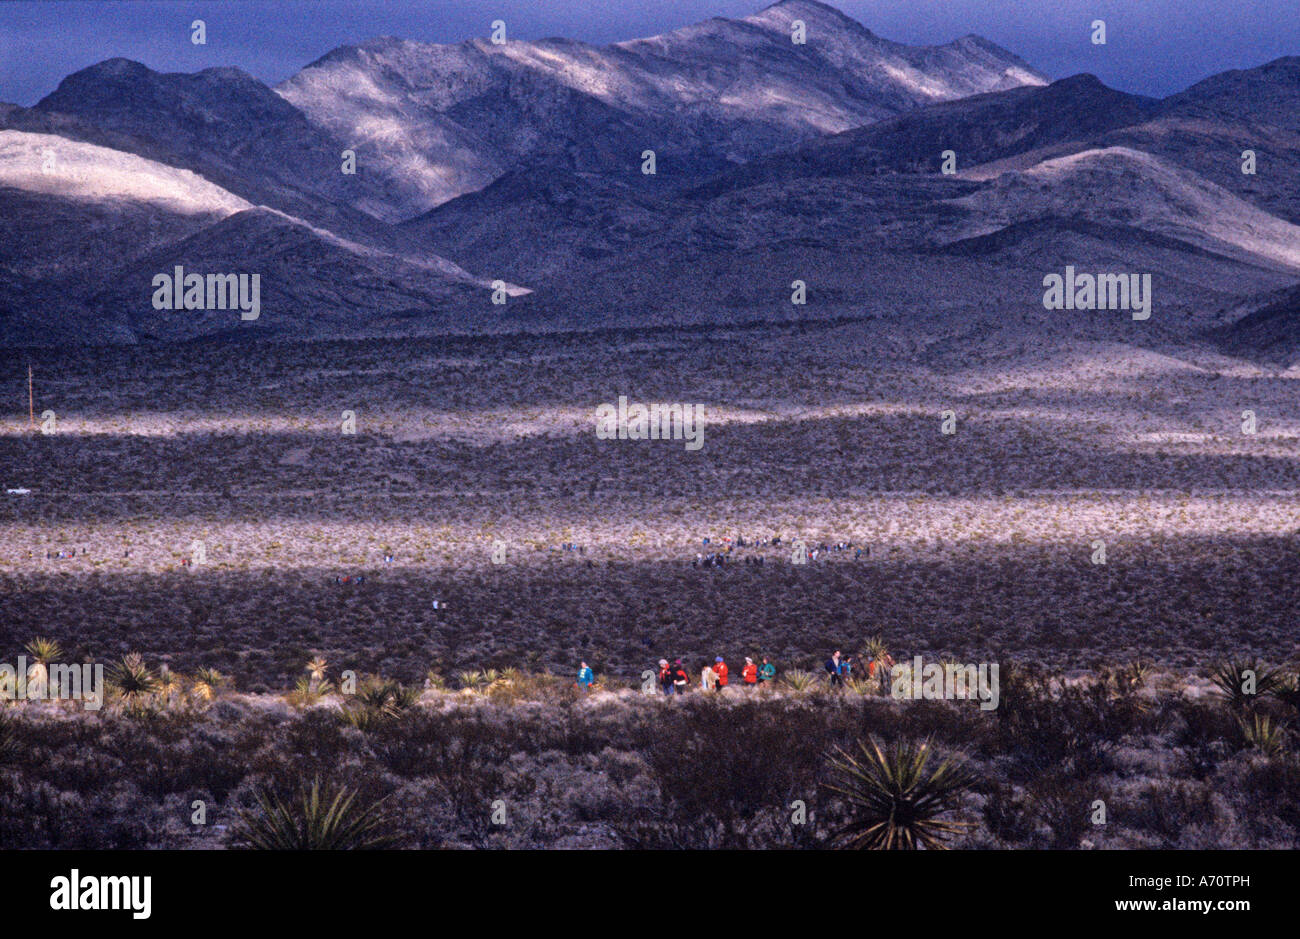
0, 0, 1295, 106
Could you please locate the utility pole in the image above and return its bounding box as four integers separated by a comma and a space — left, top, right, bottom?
27, 363, 35, 432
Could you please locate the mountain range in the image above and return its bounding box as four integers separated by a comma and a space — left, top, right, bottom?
1, 0, 1298, 363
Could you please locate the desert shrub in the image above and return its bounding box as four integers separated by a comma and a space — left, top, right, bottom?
191, 667, 229, 703
854, 697, 989, 751
251, 708, 359, 786
1271, 672, 1300, 715
982, 780, 1035, 845
339, 676, 418, 729
1176, 699, 1242, 750
368, 709, 512, 846
287, 674, 335, 708
0, 713, 16, 765
0, 777, 152, 849
106, 653, 160, 711
822, 735, 975, 850
783, 669, 817, 692
1240, 756, 1300, 832
993, 665, 1133, 779
1210, 657, 1286, 711
230, 777, 400, 849
1238, 712, 1288, 757
614, 698, 827, 848
1025, 771, 1107, 849
1125, 781, 1219, 843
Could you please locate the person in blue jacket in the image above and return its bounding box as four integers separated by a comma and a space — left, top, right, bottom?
577, 661, 595, 692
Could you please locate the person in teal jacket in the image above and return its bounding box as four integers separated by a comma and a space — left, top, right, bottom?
758, 657, 776, 683
577, 661, 594, 692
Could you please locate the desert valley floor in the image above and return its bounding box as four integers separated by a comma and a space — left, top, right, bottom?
2, 318, 1297, 689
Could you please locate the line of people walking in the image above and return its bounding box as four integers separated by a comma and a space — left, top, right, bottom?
584, 649, 896, 696
651, 655, 771, 694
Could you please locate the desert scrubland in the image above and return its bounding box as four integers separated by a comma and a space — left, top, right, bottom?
3, 322, 1297, 681
1, 321, 1298, 849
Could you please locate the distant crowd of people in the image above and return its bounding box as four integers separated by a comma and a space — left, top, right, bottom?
572, 648, 898, 694
652, 655, 777, 693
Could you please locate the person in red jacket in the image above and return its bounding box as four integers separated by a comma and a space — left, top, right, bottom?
713, 656, 729, 688
741, 657, 758, 685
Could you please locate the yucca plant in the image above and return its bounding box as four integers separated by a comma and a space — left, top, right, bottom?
424, 669, 447, 691
23, 638, 62, 693
339, 703, 387, 731
289, 675, 334, 708
306, 657, 329, 684
1210, 658, 1286, 710
1271, 672, 1300, 713
824, 736, 976, 850
1238, 712, 1287, 757
387, 681, 419, 712
1122, 659, 1153, 690
783, 669, 817, 692
107, 653, 159, 708
342, 678, 416, 727
24, 637, 62, 667
843, 675, 873, 696
156, 666, 183, 706
861, 635, 889, 662
231, 778, 398, 850
190, 667, 228, 702
457, 670, 484, 693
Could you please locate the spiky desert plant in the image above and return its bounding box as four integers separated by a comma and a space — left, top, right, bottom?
844, 675, 873, 696
306, 657, 329, 684
355, 677, 395, 711
1122, 659, 1153, 690
231, 778, 398, 850
500, 667, 522, 686
457, 670, 484, 693
342, 677, 416, 726
480, 668, 502, 688
156, 666, 183, 707
783, 669, 817, 692
387, 681, 419, 713
424, 669, 447, 691
288, 675, 334, 708
1210, 658, 1286, 710
191, 667, 228, 702
23, 637, 61, 693
824, 736, 976, 850
861, 635, 889, 661
1271, 672, 1300, 713
24, 637, 62, 667
1238, 713, 1287, 757
339, 702, 386, 731
107, 653, 159, 708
